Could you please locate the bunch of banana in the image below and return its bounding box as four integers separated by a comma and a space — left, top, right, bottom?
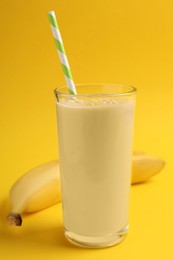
7, 152, 165, 226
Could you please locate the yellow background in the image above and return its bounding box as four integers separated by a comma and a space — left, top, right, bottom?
0, 0, 172, 259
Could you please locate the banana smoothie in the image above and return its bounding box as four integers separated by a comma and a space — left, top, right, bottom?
55, 84, 136, 248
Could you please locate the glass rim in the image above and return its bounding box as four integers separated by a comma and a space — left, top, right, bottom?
54, 83, 137, 98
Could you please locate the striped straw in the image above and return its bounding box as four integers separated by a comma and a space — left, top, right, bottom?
48, 11, 77, 95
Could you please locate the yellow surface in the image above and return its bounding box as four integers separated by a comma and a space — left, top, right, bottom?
0, 0, 172, 259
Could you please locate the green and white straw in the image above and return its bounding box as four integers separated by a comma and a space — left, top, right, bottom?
48, 11, 77, 95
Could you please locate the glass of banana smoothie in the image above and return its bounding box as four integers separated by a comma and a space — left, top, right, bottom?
54, 84, 136, 248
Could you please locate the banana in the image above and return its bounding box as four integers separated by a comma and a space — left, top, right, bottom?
7, 152, 165, 226
7, 161, 61, 226
131, 151, 165, 184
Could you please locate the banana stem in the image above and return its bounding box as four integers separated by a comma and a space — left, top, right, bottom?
7, 213, 22, 226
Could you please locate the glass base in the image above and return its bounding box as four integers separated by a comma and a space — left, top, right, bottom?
64, 225, 128, 248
